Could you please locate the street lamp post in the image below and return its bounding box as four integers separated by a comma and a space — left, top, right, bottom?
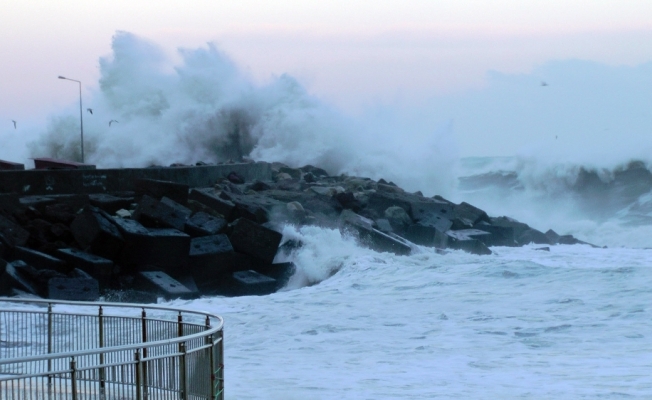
57, 76, 84, 163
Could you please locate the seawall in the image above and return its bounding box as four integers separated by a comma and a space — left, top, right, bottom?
0, 162, 273, 196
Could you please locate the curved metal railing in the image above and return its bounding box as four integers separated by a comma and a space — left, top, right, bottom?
0, 298, 224, 399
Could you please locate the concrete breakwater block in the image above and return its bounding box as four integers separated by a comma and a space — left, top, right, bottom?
56, 248, 114, 287
71, 206, 124, 260
133, 195, 191, 231
189, 188, 236, 220
473, 222, 517, 247
254, 261, 296, 290
0, 260, 39, 296
228, 218, 283, 264
137, 271, 197, 300
220, 192, 285, 224
223, 270, 277, 296
452, 202, 490, 229
48, 269, 99, 301
404, 223, 448, 249
339, 210, 411, 256
89, 193, 133, 214
135, 178, 189, 205
0, 214, 30, 248
446, 229, 493, 255
184, 211, 227, 237
189, 234, 234, 270
14, 246, 71, 273
112, 217, 190, 273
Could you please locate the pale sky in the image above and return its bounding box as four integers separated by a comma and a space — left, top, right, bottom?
2, 0, 652, 158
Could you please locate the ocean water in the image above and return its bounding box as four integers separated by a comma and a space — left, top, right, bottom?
165, 229, 652, 399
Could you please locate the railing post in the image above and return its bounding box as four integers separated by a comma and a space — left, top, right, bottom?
47, 303, 53, 385
141, 308, 148, 399
134, 350, 142, 400
216, 330, 224, 400
70, 356, 78, 400
179, 342, 188, 400
98, 305, 105, 397
177, 311, 183, 338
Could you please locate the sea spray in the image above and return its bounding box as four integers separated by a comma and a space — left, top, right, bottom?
28, 31, 460, 196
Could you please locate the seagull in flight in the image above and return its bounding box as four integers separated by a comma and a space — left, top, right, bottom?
11, 120, 16, 129
109, 119, 119, 127
87, 108, 93, 114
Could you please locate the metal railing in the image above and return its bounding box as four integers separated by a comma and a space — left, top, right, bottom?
0, 298, 224, 400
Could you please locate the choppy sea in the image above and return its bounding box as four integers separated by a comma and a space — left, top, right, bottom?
171, 157, 652, 399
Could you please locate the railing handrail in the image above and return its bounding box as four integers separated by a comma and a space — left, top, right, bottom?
0, 297, 224, 326
0, 297, 223, 365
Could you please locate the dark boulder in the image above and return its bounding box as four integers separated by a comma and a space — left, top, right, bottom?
228, 218, 283, 264
446, 229, 493, 255
70, 206, 124, 260
339, 210, 411, 256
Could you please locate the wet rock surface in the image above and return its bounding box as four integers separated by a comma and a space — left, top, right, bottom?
0, 161, 595, 301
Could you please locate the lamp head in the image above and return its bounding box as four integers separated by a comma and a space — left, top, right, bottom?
58, 76, 65, 79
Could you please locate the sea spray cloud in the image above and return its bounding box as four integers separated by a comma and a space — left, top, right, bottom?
29, 31, 459, 195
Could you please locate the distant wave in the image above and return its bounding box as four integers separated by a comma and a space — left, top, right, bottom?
457, 157, 652, 247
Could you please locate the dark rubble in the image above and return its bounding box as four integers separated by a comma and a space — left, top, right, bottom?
0, 161, 595, 302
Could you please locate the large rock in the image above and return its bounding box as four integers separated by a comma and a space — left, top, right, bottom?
222, 270, 277, 296
410, 200, 454, 233
112, 217, 190, 274
0, 260, 39, 296
339, 210, 411, 256
473, 221, 517, 247
365, 191, 414, 219
451, 202, 490, 229
0, 214, 30, 248
132, 195, 191, 231
253, 261, 296, 290
89, 193, 134, 214
404, 223, 448, 248
188, 234, 247, 292
48, 269, 99, 301
228, 218, 283, 264
446, 229, 493, 255
490, 216, 532, 240
517, 228, 550, 246
220, 192, 285, 224
137, 271, 197, 300
184, 211, 227, 237
70, 206, 124, 260
188, 188, 236, 220
14, 246, 70, 273
135, 178, 189, 205
56, 248, 114, 288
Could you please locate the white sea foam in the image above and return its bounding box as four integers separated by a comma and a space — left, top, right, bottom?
163, 230, 652, 399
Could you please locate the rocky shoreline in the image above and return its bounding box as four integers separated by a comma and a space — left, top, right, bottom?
0, 161, 595, 302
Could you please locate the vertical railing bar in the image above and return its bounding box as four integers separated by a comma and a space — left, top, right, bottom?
99, 305, 106, 399
217, 329, 225, 400
179, 342, 188, 400
135, 350, 142, 400
47, 303, 53, 386
70, 356, 78, 400
141, 308, 149, 400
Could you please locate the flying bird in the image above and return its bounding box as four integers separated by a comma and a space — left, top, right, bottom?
541, 81, 548, 87
109, 120, 119, 127
87, 108, 93, 114
11, 120, 16, 129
